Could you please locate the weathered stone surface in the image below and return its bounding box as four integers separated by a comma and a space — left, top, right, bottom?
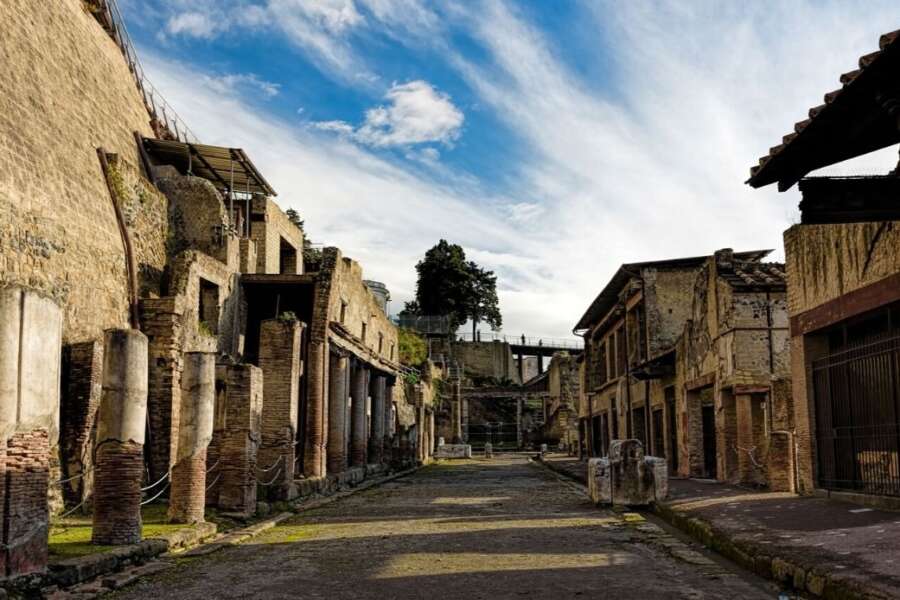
434, 444, 472, 459
591, 440, 666, 506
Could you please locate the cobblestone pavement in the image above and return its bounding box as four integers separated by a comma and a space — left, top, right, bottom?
112, 456, 782, 599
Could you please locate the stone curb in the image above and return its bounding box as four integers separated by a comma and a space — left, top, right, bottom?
534, 456, 892, 600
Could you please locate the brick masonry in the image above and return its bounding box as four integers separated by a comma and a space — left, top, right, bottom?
217, 364, 262, 517
258, 319, 303, 499
92, 441, 143, 545
168, 451, 207, 524
59, 341, 103, 506
0, 430, 51, 577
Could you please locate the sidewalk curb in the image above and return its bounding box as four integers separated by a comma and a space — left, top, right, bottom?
535, 455, 890, 600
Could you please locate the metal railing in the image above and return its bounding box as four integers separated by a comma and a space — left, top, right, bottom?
456, 332, 583, 349
103, 0, 198, 144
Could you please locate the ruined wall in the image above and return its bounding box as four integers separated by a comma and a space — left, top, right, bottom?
452, 341, 518, 383
0, 0, 157, 343
643, 267, 700, 358
250, 196, 304, 275
324, 249, 399, 364
784, 221, 900, 317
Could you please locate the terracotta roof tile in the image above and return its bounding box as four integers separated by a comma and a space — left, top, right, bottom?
748, 28, 900, 187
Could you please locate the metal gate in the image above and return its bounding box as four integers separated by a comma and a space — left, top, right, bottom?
813, 334, 900, 496
464, 422, 519, 450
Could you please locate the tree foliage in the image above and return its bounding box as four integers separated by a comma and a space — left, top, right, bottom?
398, 328, 427, 366
403, 240, 502, 334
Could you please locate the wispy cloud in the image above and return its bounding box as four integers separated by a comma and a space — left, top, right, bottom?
311, 80, 464, 149
200, 72, 281, 98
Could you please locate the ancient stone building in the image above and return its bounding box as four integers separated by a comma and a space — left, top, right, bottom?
542, 352, 581, 453
574, 251, 770, 467
0, 0, 427, 578
675, 250, 792, 489
748, 29, 900, 500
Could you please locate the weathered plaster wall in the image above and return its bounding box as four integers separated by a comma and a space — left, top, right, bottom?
0, 0, 157, 343
643, 268, 700, 357
451, 341, 518, 383
784, 221, 900, 317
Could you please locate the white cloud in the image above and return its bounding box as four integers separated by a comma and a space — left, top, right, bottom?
405, 146, 441, 165
312, 80, 464, 149
200, 73, 281, 98
165, 11, 219, 38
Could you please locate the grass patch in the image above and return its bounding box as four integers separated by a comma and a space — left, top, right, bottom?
49, 504, 214, 560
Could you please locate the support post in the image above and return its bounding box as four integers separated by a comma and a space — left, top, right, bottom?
92, 329, 148, 546
304, 340, 327, 478
217, 364, 262, 517
369, 375, 386, 464
326, 355, 349, 473
168, 352, 215, 524
350, 365, 368, 467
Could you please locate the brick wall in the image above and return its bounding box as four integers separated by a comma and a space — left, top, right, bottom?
258, 319, 303, 498
0, 430, 51, 577
250, 196, 304, 275
217, 364, 262, 516
59, 341, 104, 505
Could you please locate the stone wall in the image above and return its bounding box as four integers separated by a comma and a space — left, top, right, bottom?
250, 196, 304, 275
0, 0, 158, 344
643, 268, 700, 358
451, 341, 518, 383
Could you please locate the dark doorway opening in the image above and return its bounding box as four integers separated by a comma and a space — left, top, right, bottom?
702, 404, 717, 479
652, 408, 665, 458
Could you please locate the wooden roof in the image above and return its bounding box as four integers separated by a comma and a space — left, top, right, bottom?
142, 137, 277, 196
747, 29, 900, 190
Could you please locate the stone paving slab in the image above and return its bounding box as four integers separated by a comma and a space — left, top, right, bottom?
539, 453, 900, 599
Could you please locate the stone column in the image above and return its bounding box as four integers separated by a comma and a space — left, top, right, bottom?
218, 364, 263, 517
428, 409, 435, 459
516, 397, 523, 449
304, 340, 327, 478
451, 382, 462, 444
350, 365, 368, 467
417, 403, 427, 462
0, 288, 62, 576
369, 375, 386, 464
383, 382, 395, 464
92, 329, 148, 546
168, 353, 215, 524
258, 319, 303, 500
326, 355, 349, 474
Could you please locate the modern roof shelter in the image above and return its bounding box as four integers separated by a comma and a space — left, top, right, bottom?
142, 137, 277, 196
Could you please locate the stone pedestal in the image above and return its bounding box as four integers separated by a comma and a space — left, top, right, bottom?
434, 444, 472, 459
168, 352, 215, 524
588, 439, 667, 506
484, 442, 493, 458
218, 364, 262, 517
92, 329, 148, 545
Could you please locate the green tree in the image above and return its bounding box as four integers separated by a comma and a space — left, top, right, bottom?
408, 240, 502, 336
398, 328, 427, 366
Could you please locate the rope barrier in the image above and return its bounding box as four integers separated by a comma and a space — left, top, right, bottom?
140, 470, 170, 492
140, 482, 170, 506
52, 467, 94, 486
206, 459, 220, 474
58, 499, 87, 520
206, 472, 221, 492
257, 467, 283, 487
255, 454, 283, 474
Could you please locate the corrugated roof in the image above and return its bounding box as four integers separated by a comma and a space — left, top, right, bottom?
573, 250, 772, 333
747, 29, 900, 190
142, 138, 277, 196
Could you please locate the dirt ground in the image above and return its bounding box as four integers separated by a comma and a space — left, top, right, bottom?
111, 456, 782, 599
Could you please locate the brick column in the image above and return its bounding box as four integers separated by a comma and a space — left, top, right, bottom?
326, 355, 349, 474
304, 340, 327, 478
140, 298, 184, 485
59, 341, 103, 507
218, 364, 262, 517
92, 329, 148, 546
168, 353, 215, 524
451, 382, 462, 444
258, 319, 303, 500
369, 375, 386, 464
350, 365, 368, 467
0, 288, 62, 576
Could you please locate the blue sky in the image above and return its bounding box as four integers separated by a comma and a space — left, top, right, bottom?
121, 1, 900, 338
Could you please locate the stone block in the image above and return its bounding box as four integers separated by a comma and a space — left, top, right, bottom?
588, 457, 611, 505
595, 439, 667, 507
434, 444, 472, 459
483, 442, 493, 458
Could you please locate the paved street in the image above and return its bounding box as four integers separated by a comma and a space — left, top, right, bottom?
113, 457, 780, 599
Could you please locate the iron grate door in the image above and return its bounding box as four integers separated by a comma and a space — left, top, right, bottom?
813, 333, 900, 496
